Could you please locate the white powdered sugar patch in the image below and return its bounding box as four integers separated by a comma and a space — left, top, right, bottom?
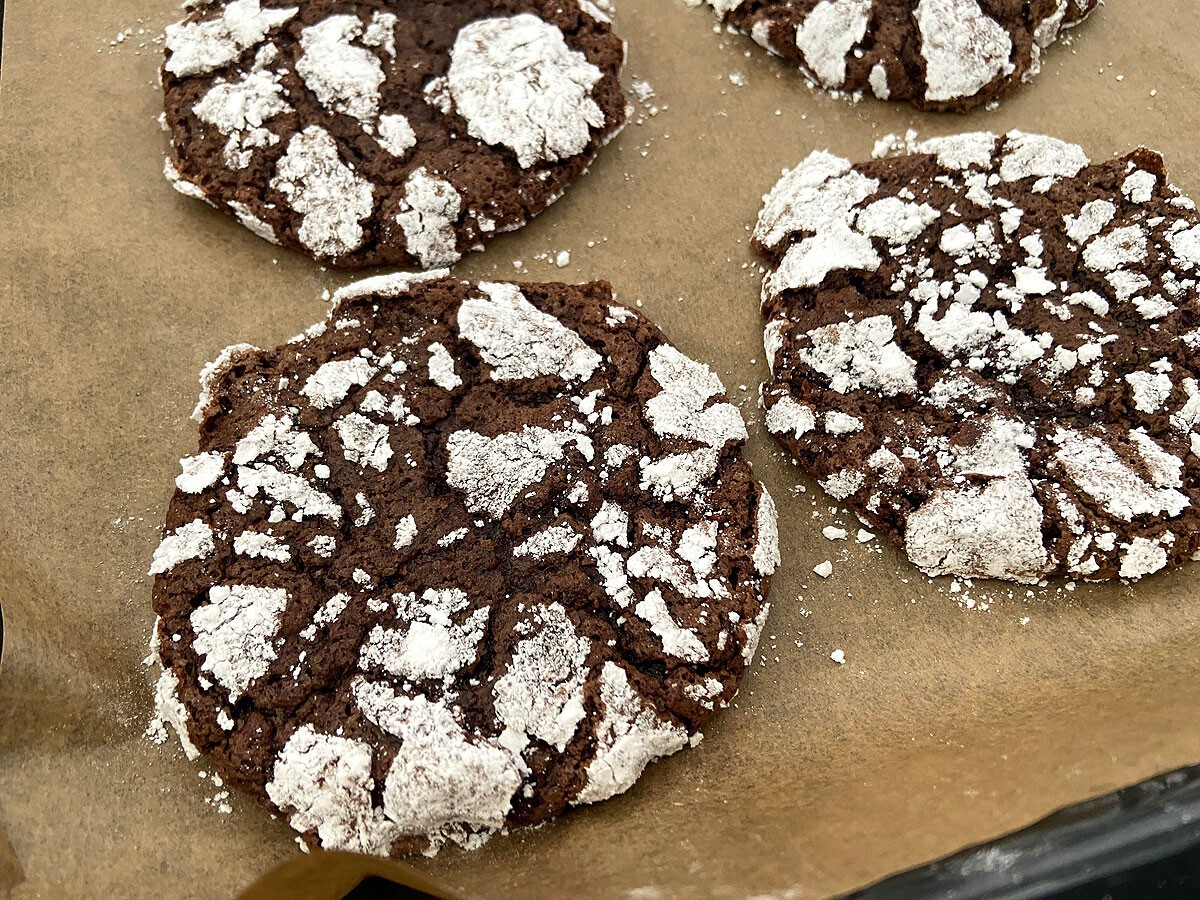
914, 0, 1013, 103
1125, 370, 1173, 414
301, 592, 350, 640
164, 158, 211, 204
639, 448, 720, 502
634, 589, 709, 663
765, 394, 817, 439
855, 197, 941, 245
1119, 535, 1172, 579
753, 489, 781, 576
458, 283, 601, 383
335, 413, 393, 471
149, 519, 215, 574
296, 15, 385, 124
191, 584, 289, 701
426, 342, 462, 391
574, 662, 687, 804
235, 464, 343, 522
1123, 170, 1158, 204
494, 603, 590, 753
513, 523, 583, 559
151, 667, 201, 760
233, 530, 291, 562
446, 426, 592, 518
1053, 429, 1189, 521
164, 0, 297, 77
234, 414, 319, 468
332, 269, 451, 304
443, 14, 605, 168
376, 114, 417, 158
905, 474, 1050, 582
266, 725, 399, 855
798, 316, 918, 396
1064, 199, 1116, 245
590, 502, 630, 547
356, 9, 397, 52
354, 681, 524, 850
394, 515, 418, 549
359, 589, 489, 681
176, 452, 228, 493
193, 68, 291, 170
395, 167, 463, 268
795, 0, 871, 88
193, 343, 258, 422
301, 356, 378, 409
755, 151, 881, 294
998, 131, 1089, 188
646, 345, 747, 448
915, 133, 998, 171
271, 126, 374, 258
228, 201, 280, 244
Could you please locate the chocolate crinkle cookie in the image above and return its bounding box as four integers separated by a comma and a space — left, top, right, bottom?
756, 131, 1200, 584
688, 0, 1098, 112
159, 0, 626, 267
147, 274, 778, 855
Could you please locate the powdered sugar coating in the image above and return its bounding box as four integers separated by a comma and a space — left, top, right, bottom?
192, 68, 291, 170
151, 277, 774, 856
271, 126, 374, 258
161, 1, 626, 267
176, 452, 228, 493
164, 0, 297, 77
191, 584, 289, 701
794, 0, 871, 89
573, 661, 688, 804
394, 167, 463, 269
459, 282, 602, 383
444, 14, 606, 169
149, 519, 215, 575
759, 134, 1200, 582
695, 0, 1098, 111
296, 15, 385, 124
914, 0, 1013, 103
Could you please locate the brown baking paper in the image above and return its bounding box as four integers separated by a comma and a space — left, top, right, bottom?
2, 1, 1199, 898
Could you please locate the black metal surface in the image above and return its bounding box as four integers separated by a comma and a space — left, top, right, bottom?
340, 766, 1200, 900
839, 765, 1200, 900
345, 876, 445, 900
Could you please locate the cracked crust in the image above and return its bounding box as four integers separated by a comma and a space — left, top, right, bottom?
757, 133, 1200, 583
695, 0, 1098, 113
160, 0, 626, 267
150, 276, 777, 855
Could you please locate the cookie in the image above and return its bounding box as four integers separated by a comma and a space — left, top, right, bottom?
160, 0, 626, 267
756, 131, 1200, 583
690, 0, 1097, 112
148, 274, 778, 855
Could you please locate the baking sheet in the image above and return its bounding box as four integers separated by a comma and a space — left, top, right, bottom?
1, 1, 1199, 898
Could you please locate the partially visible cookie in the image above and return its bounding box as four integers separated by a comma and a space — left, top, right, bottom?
691, 0, 1098, 112
160, 0, 626, 267
756, 132, 1200, 583
149, 274, 777, 855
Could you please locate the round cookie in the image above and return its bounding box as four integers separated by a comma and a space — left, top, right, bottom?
160, 0, 626, 267
756, 131, 1200, 583
690, 0, 1097, 112
148, 274, 778, 855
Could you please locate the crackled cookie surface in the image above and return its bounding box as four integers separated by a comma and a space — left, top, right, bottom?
160, 0, 625, 267
757, 132, 1200, 583
149, 275, 777, 855
691, 0, 1097, 112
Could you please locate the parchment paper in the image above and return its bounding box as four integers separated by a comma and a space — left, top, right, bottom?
1, 1, 1198, 898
